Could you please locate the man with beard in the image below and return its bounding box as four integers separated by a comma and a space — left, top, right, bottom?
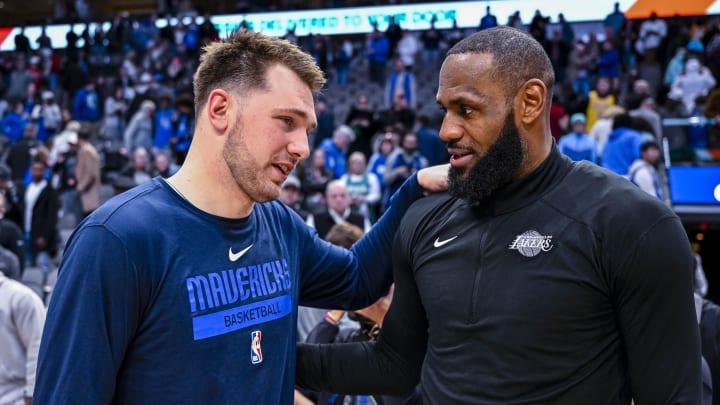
297, 26, 700, 403
34, 30, 448, 405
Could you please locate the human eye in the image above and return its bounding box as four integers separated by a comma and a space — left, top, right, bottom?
458, 106, 473, 117
279, 116, 295, 128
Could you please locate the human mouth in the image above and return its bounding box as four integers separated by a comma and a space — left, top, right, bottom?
448, 147, 474, 168
273, 162, 294, 178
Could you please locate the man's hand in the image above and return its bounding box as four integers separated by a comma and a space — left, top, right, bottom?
417, 163, 449, 194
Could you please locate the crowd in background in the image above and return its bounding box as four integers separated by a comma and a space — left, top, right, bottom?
0, 1, 718, 286
1, 2, 720, 403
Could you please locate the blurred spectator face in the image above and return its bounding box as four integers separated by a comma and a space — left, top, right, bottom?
30, 161, 45, 183
155, 153, 169, 172
401, 132, 419, 153
379, 136, 395, 155
357, 95, 368, 109
348, 152, 366, 175
326, 182, 350, 213
602, 40, 613, 51
393, 93, 408, 109
394, 59, 405, 72
596, 77, 610, 95
312, 149, 326, 169
572, 120, 586, 134
643, 144, 661, 165
134, 148, 149, 170
279, 184, 301, 207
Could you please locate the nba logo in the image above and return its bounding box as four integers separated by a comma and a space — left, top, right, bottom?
250, 330, 263, 364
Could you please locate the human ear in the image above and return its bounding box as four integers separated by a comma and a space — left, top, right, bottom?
518, 79, 547, 125
206, 89, 231, 133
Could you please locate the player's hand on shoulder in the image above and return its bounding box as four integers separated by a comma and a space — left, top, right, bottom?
417, 163, 449, 194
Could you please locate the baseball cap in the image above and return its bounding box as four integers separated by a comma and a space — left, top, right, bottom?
570, 113, 586, 125
281, 175, 301, 190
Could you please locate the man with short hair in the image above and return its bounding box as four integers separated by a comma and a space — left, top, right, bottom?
557, 113, 597, 163
35, 30, 448, 404
298, 26, 700, 404
627, 140, 663, 199
307, 179, 370, 239
0, 270, 45, 405
318, 125, 355, 179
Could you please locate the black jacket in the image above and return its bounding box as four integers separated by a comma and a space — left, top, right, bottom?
298, 146, 700, 404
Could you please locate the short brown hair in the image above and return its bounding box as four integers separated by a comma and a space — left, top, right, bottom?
325, 222, 364, 249
193, 29, 325, 115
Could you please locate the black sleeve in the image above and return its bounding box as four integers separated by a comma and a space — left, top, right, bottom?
305, 319, 340, 344
296, 219, 429, 396
612, 216, 701, 402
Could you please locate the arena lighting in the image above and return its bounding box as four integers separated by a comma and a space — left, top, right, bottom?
697, 233, 705, 241
2, 0, 718, 51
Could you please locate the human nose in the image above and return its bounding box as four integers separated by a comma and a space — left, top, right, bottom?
439, 115, 462, 143
288, 131, 310, 160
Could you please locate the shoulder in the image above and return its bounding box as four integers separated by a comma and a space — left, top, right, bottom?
548, 161, 675, 233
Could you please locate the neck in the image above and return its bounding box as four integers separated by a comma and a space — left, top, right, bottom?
167, 125, 255, 219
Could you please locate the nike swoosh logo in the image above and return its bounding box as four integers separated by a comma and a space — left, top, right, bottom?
433, 236, 458, 248
229, 244, 253, 262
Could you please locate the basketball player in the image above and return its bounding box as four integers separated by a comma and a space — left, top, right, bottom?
297, 26, 700, 403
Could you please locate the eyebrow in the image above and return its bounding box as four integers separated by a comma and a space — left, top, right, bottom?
437, 87, 489, 107
272, 108, 317, 129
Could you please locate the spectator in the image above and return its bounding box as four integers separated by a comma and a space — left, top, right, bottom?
5, 60, 32, 102
153, 94, 176, 155
637, 12, 667, 63
6, 124, 40, 184
478, 6, 498, 31
383, 131, 427, 212
558, 113, 598, 163
279, 175, 310, 221
585, 76, 616, 132
1, 102, 29, 145
630, 97, 663, 142
170, 94, 195, 165
385, 16, 403, 58
566, 41, 595, 97
0, 165, 25, 231
670, 57, 717, 114
72, 79, 101, 124
319, 125, 355, 179
367, 28, 390, 84
31, 90, 62, 142
345, 94, 376, 160
120, 146, 152, 186
601, 113, 644, 175
0, 269, 46, 405
396, 30, 420, 71
302, 148, 334, 215
604, 2, 626, 40
385, 59, 417, 110
545, 30, 571, 85
627, 140, 663, 199
0, 193, 25, 279
597, 39, 621, 91
590, 105, 625, 158
150, 151, 178, 179
307, 179, 370, 239
24, 159, 59, 275
312, 98, 335, 149
102, 85, 128, 142
420, 20, 442, 67
368, 132, 396, 199
549, 94, 569, 143
340, 152, 381, 223
74, 127, 101, 218
415, 115, 447, 166
123, 100, 156, 153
